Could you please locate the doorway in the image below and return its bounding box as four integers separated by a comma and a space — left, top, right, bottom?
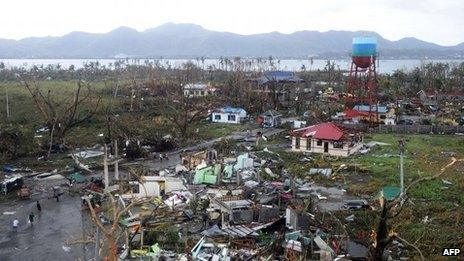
324, 142, 329, 153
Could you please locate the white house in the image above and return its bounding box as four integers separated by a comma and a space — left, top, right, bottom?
290, 122, 363, 157
211, 107, 247, 124
121, 176, 186, 199
183, 83, 218, 97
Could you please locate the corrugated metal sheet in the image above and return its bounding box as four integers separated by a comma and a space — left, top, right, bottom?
353, 105, 388, 113
222, 225, 258, 237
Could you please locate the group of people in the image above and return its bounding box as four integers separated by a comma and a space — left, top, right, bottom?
12, 200, 42, 231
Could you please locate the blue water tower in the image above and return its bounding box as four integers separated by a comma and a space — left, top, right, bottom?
352, 37, 377, 68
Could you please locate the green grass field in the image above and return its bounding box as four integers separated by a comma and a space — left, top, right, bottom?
0, 80, 257, 162
2, 80, 463, 257
266, 133, 464, 257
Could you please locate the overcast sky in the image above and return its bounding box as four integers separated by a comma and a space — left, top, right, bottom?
1, 0, 463, 45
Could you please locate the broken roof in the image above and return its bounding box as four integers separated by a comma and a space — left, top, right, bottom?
353, 105, 388, 114
257, 71, 303, 84
183, 83, 215, 90
222, 199, 254, 210
214, 106, 246, 114
222, 225, 258, 237
343, 108, 370, 118
291, 122, 345, 141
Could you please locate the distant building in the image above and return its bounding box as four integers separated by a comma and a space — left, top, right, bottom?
252, 71, 303, 108
257, 71, 303, 85
212, 107, 247, 124
418, 89, 464, 105
340, 105, 390, 124
183, 83, 218, 97
290, 122, 363, 157
438, 91, 464, 102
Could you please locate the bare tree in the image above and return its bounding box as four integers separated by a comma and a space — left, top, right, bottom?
24, 81, 101, 157
162, 82, 218, 138
84, 168, 152, 261
150, 63, 219, 138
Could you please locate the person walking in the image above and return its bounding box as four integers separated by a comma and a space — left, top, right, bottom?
12, 218, 19, 231
53, 187, 60, 202
28, 212, 35, 226
36, 200, 42, 212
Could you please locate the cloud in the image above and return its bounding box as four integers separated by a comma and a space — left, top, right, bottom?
0, 0, 461, 45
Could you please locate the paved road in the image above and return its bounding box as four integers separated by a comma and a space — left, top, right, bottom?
0, 184, 95, 261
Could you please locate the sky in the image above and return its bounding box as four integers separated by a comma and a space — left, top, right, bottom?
0, 0, 463, 46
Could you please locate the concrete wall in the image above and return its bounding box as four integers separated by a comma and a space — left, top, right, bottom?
342, 123, 464, 135
291, 137, 361, 157
212, 112, 241, 124
121, 181, 160, 199
184, 89, 216, 97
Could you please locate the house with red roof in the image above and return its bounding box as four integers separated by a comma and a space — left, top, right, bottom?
290, 122, 363, 157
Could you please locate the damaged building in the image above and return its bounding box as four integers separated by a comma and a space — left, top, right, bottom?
290, 122, 363, 157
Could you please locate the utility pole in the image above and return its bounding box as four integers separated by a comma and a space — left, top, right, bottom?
103, 144, 109, 189
5, 85, 10, 119
114, 140, 119, 180
398, 138, 405, 197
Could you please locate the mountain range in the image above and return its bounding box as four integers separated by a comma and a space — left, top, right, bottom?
0, 23, 463, 59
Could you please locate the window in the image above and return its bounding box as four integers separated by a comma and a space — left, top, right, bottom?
228, 114, 236, 122
333, 141, 343, 149
317, 140, 322, 146
295, 137, 300, 149
214, 114, 221, 120
131, 184, 140, 194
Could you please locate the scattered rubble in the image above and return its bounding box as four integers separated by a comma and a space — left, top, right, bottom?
0, 122, 409, 260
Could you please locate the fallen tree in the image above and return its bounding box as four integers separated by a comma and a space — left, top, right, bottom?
371, 156, 464, 260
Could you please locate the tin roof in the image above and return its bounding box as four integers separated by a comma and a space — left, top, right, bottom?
291, 122, 345, 141
258, 71, 303, 84
353, 105, 388, 113
215, 106, 246, 114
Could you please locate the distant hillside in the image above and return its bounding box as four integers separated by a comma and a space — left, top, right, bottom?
0, 23, 463, 59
